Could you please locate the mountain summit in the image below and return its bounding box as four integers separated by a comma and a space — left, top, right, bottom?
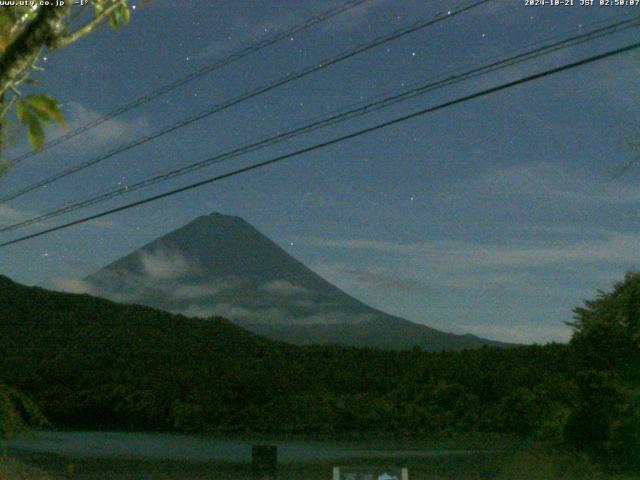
83, 213, 506, 351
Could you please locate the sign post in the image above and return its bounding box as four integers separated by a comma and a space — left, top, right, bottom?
252, 444, 278, 479
333, 466, 409, 480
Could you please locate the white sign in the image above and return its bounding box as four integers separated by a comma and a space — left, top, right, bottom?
333, 467, 409, 480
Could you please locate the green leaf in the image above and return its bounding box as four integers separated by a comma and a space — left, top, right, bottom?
13, 94, 65, 152
108, 11, 119, 30
0, 11, 12, 32
120, 4, 131, 25
94, 3, 105, 16
25, 94, 65, 125
26, 113, 44, 151
14, 100, 28, 123
108, 2, 130, 30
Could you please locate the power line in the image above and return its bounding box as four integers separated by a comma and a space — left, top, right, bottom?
2, 41, 638, 249
0, 0, 493, 204
2, 14, 637, 233
4, 0, 376, 166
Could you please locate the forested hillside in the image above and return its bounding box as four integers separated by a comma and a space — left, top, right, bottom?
0, 274, 568, 436
0, 273, 637, 473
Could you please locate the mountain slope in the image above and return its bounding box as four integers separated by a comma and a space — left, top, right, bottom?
82, 212, 507, 351
248, 317, 500, 352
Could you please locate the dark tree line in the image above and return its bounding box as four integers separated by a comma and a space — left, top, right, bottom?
0, 273, 637, 472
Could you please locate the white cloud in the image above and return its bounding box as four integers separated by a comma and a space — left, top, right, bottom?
0, 205, 28, 224
195, 11, 296, 60
177, 301, 374, 326
260, 279, 310, 296
315, 264, 432, 295
6, 101, 152, 160
62, 102, 151, 147
139, 249, 195, 280
324, 0, 392, 32
52, 276, 94, 295
56, 249, 206, 303
186, 303, 293, 325
196, 0, 392, 60
173, 282, 227, 300
298, 311, 375, 325
471, 162, 640, 206
303, 231, 640, 273
178, 304, 222, 320
55, 270, 230, 309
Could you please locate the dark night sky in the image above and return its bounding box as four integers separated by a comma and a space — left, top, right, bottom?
1, 0, 639, 343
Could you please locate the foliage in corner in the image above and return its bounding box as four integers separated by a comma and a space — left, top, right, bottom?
0, 1, 137, 163
0, 384, 46, 439
565, 272, 640, 471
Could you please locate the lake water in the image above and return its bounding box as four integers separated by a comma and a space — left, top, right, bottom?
1, 430, 476, 463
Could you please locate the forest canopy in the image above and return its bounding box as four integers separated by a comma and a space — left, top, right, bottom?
0, 273, 638, 471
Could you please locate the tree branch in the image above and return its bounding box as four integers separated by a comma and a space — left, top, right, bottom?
0, 5, 70, 97
5, 5, 41, 47
48, 1, 125, 50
